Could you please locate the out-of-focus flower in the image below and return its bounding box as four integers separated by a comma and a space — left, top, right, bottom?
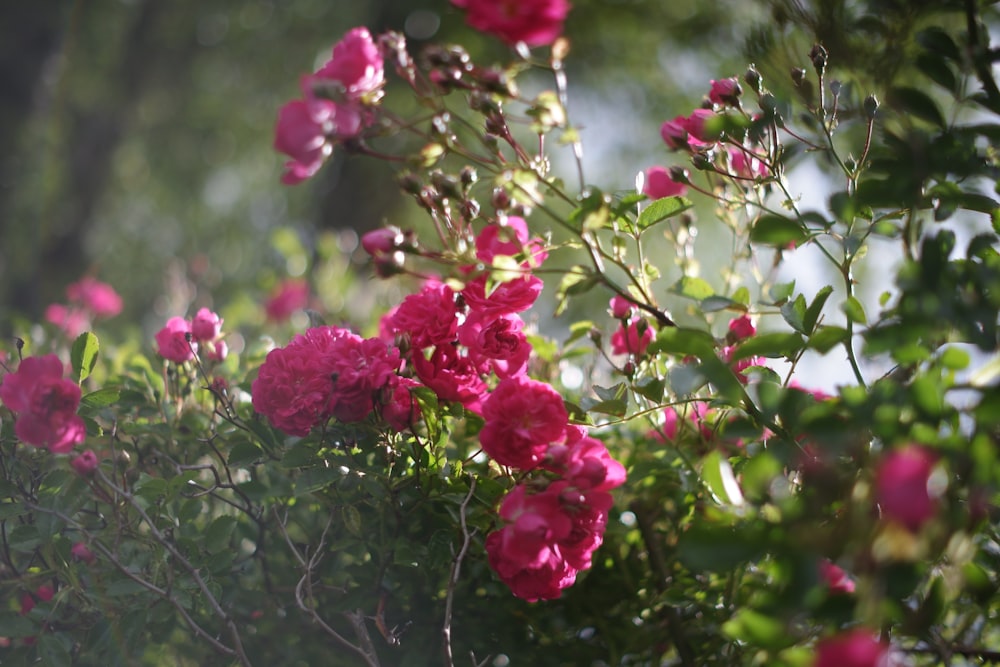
452, 0, 571, 47
0, 355, 85, 453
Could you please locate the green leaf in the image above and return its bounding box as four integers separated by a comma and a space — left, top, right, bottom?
939, 346, 970, 371
71, 332, 100, 384
295, 467, 342, 496
80, 387, 120, 410
750, 215, 806, 247
768, 281, 796, 305
803, 286, 834, 333
0, 611, 36, 638
647, 327, 716, 358
780, 294, 807, 334
205, 516, 238, 553
729, 333, 805, 361
842, 296, 868, 325
887, 86, 945, 127
633, 376, 664, 402
807, 326, 849, 353
636, 196, 693, 230
701, 295, 741, 313
677, 523, 764, 572
701, 450, 744, 506
672, 276, 714, 301
722, 609, 790, 650
228, 440, 263, 467
555, 267, 598, 316
668, 363, 708, 395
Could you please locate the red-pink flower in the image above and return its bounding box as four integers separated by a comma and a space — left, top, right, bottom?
683, 109, 717, 144
708, 77, 741, 107
544, 426, 626, 492
155, 316, 197, 364
814, 629, 889, 667
457, 312, 530, 379
274, 96, 356, 185
660, 116, 690, 150
44, 304, 90, 338
452, 0, 571, 47
642, 166, 687, 199
0, 355, 85, 454
411, 346, 488, 413
71, 450, 99, 476
71, 542, 96, 565
728, 315, 755, 341
315, 27, 385, 102
875, 445, 938, 531
326, 337, 401, 423
609, 295, 634, 319
381, 377, 422, 432
819, 559, 856, 595
475, 217, 548, 266
485, 531, 577, 602
479, 376, 568, 469
462, 273, 543, 318
728, 146, 769, 180
384, 280, 458, 349
67, 277, 123, 318
265, 279, 310, 321
191, 308, 223, 342
611, 318, 653, 356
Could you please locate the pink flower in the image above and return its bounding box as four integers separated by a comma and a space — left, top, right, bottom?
411, 346, 487, 413
544, 427, 626, 492
814, 629, 889, 667
265, 279, 310, 321
381, 377, 422, 432
44, 304, 90, 338
660, 116, 690, 150
0, 355, 85, 453
660, 402, 713, 442
642, 166, 687, 199
155, 317, 196, 364
70, 450, 99, 476
452, 0, 571, 47
273, 96, 355, 185
611, 318, 653, 356
19, 593, 35, 615
708, 77, 741, 106
315, 28, 385, 102
462, 273, 543, 318
819, 559, 856, 595
728, 315, 755, 341
204, 339, 228, 362
457, 312, 531, 379
251, 326, 403, 436
71, 542, 96, 565
875, 445, 938, 531
727, 146, 769, 180
191, 308, 223, 342
384, 280, 458, 349
475, 217, 548, 266
67, 277, 122, 318
683, 109, 717, 144
35, 585, 54, 603
609, 295, 634, 319
479, 376, 568, 469
361, 228, 403, 257
485, 530, 577, 602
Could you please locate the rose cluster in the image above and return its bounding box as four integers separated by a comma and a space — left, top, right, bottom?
45, 276, 123, 338
154, 308, 227, 364
251, 325, 416, 436
275, 28, 385, 184
0, 354, 86, 453
450, 0, 571, 47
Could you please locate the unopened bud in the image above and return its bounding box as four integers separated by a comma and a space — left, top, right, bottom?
791, 67, 807, 87
863, 94, 879, 120
829, 79, 842, 96
809, 44, 828, 73
491, 188, 511, 211
430, 171, 462, 199
744, 65, 762, 93
397, 172, 422, 195
460, 199, 481, 220
691, 153, 712, 171
668, 166, 690, 185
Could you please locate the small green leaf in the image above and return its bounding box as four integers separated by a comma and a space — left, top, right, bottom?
750, 215, 806, 247
80, 387, 120, 410
807, 326, 849, 353
701, 450, 744, 506
803, 286, 834, 333
71, 332, 100, 384
842, 296, 868, 325
648, 327, 716, 358
729, 333, 805, 361
939, 346, 970, 370
0, 611, 36, 638
672, 276, 715, 301
768, 281, 796, 305
701, 295, 742, 313
636, 196, 693, 230
205, 516, 238, 554
780, 294, 807, 334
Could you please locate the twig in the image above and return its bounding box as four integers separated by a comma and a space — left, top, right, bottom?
443, 477, 476, 667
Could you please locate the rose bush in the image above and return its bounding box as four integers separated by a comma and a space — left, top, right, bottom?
2, 2, 1000, 666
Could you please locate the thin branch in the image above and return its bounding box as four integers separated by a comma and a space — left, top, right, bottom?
443, 477, 476, 667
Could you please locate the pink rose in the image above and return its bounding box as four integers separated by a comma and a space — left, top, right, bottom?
609, 295, 634, 319
315, 27, 385, 102
611, 318, 653, 356
67, 277, 122, 318
457, 312, 530, 379
819, 559, 856, 595
265, 279, 310, 321
452, 0, 571, 47
479, 376, 567, 469
155, 317, 196, 364
361, 227, 403, 257
44, 304, 90, 338
191, 308, 223, 342
485, 530, 577, 602
708, 77, 741, 106
660, 116, 690, 150
728, 315, 755, 341
462, 273, 543, 318
475, 217, 548, 266
0, 355, 86, 453
381, 377, 422, 432
326, 337, 401, 423
875, 445, 938, 531
273, 96, 352, 185
71, 542, 96, 565
642, 166, 687, 199
814, 629, 889, 667
544, 427, 626, 492
728, 146, 769, 180
683, 109, 717, 144
384, 280, 458, 349
411, 346, 487, 413
71, 450, 99, 476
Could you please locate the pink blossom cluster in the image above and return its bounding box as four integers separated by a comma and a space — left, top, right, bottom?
45, 276, 123, 338
275, 28, 384, 184
251, 325, 416, 436
0, 355, 85, 453
380, 216, 544, 414
875, 444, 938, 532
451, 0, 571, 47
265, 279, 310, 322
608, 296, 653, 357
154, 308, 227, 364
659, 78, 770, 183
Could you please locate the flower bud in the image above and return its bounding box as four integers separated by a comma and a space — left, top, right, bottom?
744, 65, 762, 93
691, 152, 712, 171
71, 450, 99, 476
71, 542, 97, 565
361, 227, 404, 257
397, 172, 422, 195
863, 94, 879, 120
809, 44, 828, 73
791, 67, 807, 87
